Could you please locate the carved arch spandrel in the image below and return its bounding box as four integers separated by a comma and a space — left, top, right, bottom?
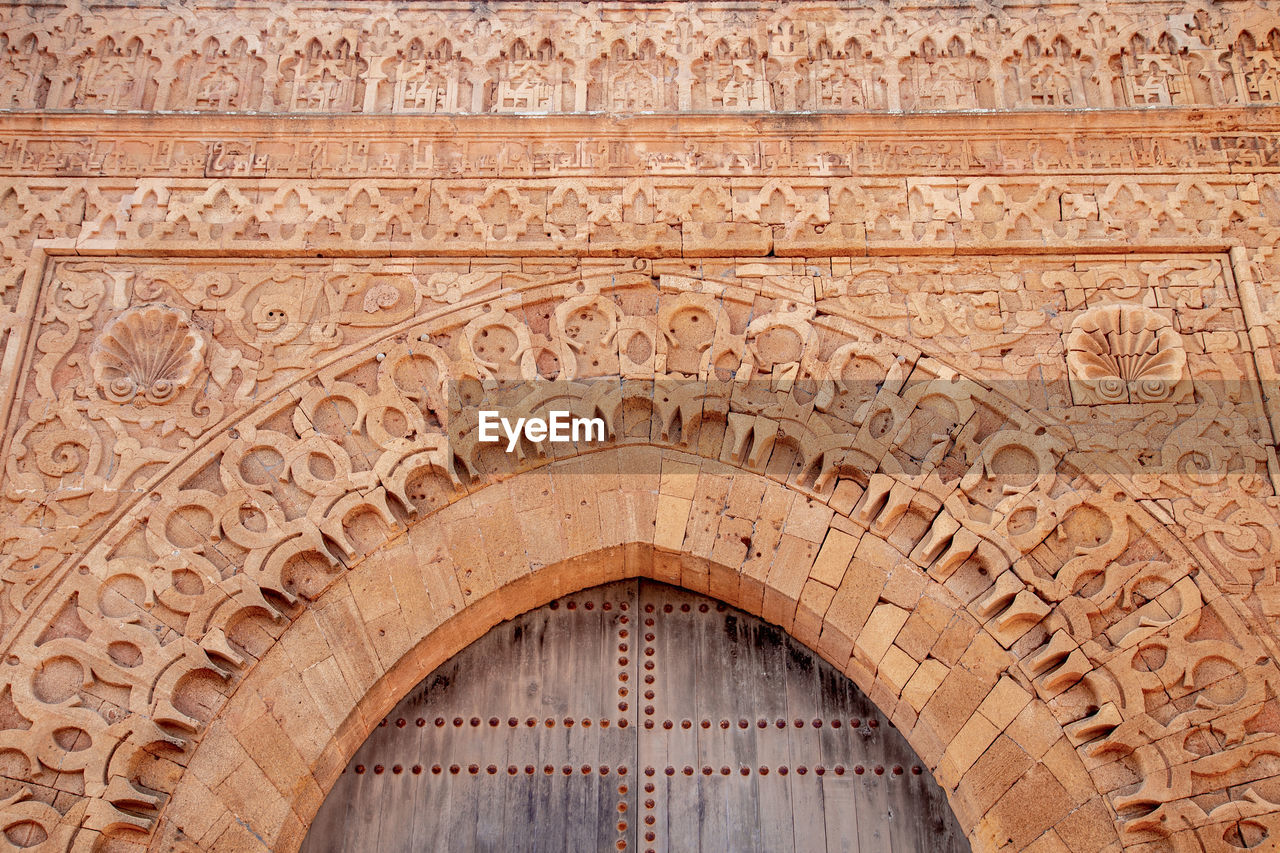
11, 251, 1265, 575
137, 447, 1280, 853
0, 259, 1278, 852
0, 255, 1266, 623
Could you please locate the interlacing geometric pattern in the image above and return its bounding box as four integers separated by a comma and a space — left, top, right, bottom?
0, 1, 1279, 852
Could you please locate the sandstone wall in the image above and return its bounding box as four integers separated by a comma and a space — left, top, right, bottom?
0, 1, 1279, 851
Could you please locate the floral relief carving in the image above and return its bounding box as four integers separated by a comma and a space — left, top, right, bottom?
692, 38, 777, 110
277, 37, 367, 112
1003, 35, 1099, 107
0, 33, 53, 109
1066, 303, 1191, 404
1225, 28, 1280, 103
172, 36, 266, 111
70, 36, 160, 110
898, 36, 995, 110
1111, 32, 1209, 105
486, 38, 575, 113
376, 37, 475, 113
89, 303, 205, 405
587, 39, 677, 111
797, 37, 887, 110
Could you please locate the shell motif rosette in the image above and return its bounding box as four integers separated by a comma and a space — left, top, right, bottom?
1066, 304, 1191, 405
90, 304, 206, 404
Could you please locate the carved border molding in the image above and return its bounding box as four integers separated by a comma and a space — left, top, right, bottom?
0, 110, 1279, 178
0, 0, 1276, 843
0, 174, 1270, 262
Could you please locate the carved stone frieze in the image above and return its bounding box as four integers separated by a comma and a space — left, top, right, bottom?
5, 111, 1280, 180
0, 1, 1278, 116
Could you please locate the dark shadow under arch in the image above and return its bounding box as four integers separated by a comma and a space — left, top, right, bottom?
301, 579, 969, 852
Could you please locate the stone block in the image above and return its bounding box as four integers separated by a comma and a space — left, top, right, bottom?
976, 676, 1033, 732
901, 658, 950, 712
938, 712, 1001, 787
978, 764, 1073, 851
654, 494, 693, 552
878, 644, 920, 696
856, 602, 910, 668
808, 528, 859, 588
956, 734, 1033, 819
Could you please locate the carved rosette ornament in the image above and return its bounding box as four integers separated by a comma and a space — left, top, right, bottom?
1066, 303, 1191, 404
89, 303, 205, 404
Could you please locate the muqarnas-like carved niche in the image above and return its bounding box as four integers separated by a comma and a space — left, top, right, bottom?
1066, 303, 1191, 405
89, 303, 205, 405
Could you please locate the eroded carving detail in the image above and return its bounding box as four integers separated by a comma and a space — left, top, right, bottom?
89, 303, 205, 405
1066, 303, 1191, 404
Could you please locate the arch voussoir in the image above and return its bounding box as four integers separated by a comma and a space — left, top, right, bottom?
149, 449, 1119, 853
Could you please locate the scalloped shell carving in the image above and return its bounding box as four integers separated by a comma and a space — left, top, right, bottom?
90, 304, 205, 405
1066, 304, 1190, 405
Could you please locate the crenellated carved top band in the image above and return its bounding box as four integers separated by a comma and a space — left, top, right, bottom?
0, 0, 1278, 116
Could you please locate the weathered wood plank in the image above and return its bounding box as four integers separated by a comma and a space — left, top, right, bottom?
301, 579, 968, 852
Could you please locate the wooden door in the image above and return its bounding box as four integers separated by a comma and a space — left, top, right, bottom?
301, 580, 970, 852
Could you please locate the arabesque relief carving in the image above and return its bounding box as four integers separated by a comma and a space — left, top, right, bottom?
0, 164, 1275, 850
0, 0, 1277, 851
0, 252, 1277, 851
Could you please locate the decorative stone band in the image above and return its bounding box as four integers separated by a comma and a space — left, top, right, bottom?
1, 1, 1279, 115
3, 110, 1280, 179
0, 175, 1273, 263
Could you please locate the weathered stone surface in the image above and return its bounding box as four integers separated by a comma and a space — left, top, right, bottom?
0, 0, 1277, 851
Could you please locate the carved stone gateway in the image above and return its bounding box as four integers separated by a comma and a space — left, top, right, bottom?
0, 1, 1278, 852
